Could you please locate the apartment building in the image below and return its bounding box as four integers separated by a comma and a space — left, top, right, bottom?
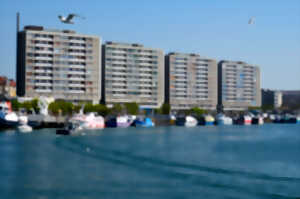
102, 42, 164, 109
218, 61, 261, 111
165, 53, 218, 111
16, 26, 101, 103
262, 89, 282, 108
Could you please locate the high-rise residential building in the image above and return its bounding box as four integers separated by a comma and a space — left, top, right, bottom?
16, 26, 101, 103
262, 89, 282, 108
218, 61, 261, 111
102, 42, 164, 110
165, 53, 218, 111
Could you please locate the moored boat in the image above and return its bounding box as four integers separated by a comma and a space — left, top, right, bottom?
132, 117, 155, 127
233, 115, 252, 125
106, 115, 133, 128
56, 112, 105, 135
216, 114, 232, 125
0, 101, 19, 128
185, 116, 198, 127
204, 115, 215, 125
252, 115, 264, 125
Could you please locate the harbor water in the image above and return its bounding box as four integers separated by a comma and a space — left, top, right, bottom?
0, 124, 300, 199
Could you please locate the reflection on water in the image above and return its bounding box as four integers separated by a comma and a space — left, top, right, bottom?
0, 124, 300, 199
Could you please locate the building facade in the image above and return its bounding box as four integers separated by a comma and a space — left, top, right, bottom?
218, 61, 261, 111
102, 42, 164, 109
16, 26, 101, 103
261, 89, 282, 108
0, 76, 16, 98
165, 53, 218, 111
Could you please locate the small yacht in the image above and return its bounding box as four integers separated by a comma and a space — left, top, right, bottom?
56, 112, 105, 135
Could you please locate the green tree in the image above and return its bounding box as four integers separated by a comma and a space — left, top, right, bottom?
11, 99, 20, 111
190, 107, 207, 117
84, 103, 95, 113
248, 106, 261, 111
73, 104, 82, 113
124, 102, 139, 115
111, 103, 123, 115
160, 103, 171, 115
31, 98, 40, 113
94, 104, 110, 116
48, 102, 60, 116
48, 100, 74, 116
21, 101, 33, 112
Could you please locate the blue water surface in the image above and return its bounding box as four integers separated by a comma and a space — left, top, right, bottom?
0, 124, 300, 199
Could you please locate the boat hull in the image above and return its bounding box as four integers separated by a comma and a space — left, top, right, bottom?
0, 118, 19, 128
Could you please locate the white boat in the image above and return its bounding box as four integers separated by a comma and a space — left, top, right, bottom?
185, 116, 198, 127
0, 101, 19, 128
57, 112, 105, 135
71, 113, 105, 130
216, 114, 232, 125
17, 115, 32, 133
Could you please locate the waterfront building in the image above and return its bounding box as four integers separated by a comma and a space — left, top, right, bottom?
102, 41, 164, 110
0, 76, 16, 98
16, 26, 101, 104
165, 53, 218, 111
218, 60, 261, 111
262, 89, 282, 108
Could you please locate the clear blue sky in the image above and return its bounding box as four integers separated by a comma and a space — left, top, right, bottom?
1, 0, 299, 90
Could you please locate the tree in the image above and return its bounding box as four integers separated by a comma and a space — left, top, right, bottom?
31, 98, 40, 113
48, 100, 73, 116
11, 99, 20, 111
190, 107, 207, 117
94, 104, 110, 116
84, 103, 95, 113
21, 101, 33, 112
161, 103, 171, 115
248, 106, 261, 111
110, 103, 123, 115
124, 102, 139, 115
48, 102, 60, 116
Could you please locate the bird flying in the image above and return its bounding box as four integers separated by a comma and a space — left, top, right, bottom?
248, 17, 255, 25
58, 14, 84, 24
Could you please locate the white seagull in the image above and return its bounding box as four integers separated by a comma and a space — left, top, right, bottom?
248, 17, 255, 25
58, 13, 84, 24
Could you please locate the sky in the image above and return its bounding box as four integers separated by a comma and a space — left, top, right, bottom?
0, 0, 299, 90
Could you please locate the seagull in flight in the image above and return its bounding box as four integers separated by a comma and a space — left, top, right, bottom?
58, 14, 84, 24
248, 17, 255, 25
